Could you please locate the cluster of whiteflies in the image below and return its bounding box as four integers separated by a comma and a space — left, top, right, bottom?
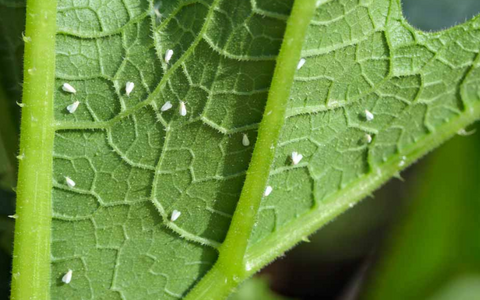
59, 53, 380, 285
62, 49, 182, 115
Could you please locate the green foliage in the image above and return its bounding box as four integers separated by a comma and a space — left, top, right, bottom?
428, 276, 480, 300
51, 0, 290, 298
364, 124, 480, 300
229, 277, 292, 300
8, 0, 480, 299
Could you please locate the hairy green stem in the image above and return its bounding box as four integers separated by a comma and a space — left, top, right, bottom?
10, 0, 57, 299
185, 0, 316, 299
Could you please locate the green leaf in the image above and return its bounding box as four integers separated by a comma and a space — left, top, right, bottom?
364, 124, 480, 300
229, 277, 293, 300
243, 0, 480, 282
427, 276, 480, 300
11, 0, 480, 299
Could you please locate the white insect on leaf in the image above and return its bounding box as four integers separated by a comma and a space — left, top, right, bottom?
291, 151, 303, 165
297, 58, 306, 70
165, 49, 174, 63
179, 101, 187, 116
171, 210, 181, 222
62, 269, 73, 284
399, 156, 407, 167
161, 101, 173, 112
364, 109, 374, 121
125, 81, 135, 97
242, 134, 250, 146
316, 0, 328, 7
65, 176, 76, 188
364, 134, 372, 144
264, 186, 273, 197
457, 128, 476, 136
62, 83, 76, 94
66, 101, 80, 114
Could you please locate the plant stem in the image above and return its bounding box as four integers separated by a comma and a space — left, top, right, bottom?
10, 0, 57, 299
185, 0, 316, 299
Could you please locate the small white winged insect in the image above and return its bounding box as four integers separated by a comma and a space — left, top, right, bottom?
171, 210, 181, 222
179, 101, 187, 116
161, 101, 173, 112
291, 152, 303, 165
165, 49, 174, 63
62, 269, 73, 284
297, 58, 306, 70
242, 134, 250, 146
62, 83, 76, 94
65, 176, 76, 188
125, 81, 135, 96
364, 134, 372, 144
264, 186, 273, 197
364, 109, 374, 121
66, 101, 80, 114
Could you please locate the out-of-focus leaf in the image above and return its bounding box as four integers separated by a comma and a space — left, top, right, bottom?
229, 277, 292, 300
427, 276, 480, 300
364, 124, 480, 300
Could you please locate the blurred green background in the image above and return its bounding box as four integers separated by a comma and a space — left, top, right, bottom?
1, 0, 480, 299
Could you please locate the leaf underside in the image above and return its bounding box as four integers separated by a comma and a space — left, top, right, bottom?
24, 0, 480, 298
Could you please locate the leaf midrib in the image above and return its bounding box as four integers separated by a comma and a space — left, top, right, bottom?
184, 0, 317, 299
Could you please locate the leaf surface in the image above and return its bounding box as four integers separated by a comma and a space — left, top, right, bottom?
10, 0, 480, 299
246, 0, 480, 267
51, 0, 289, 298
